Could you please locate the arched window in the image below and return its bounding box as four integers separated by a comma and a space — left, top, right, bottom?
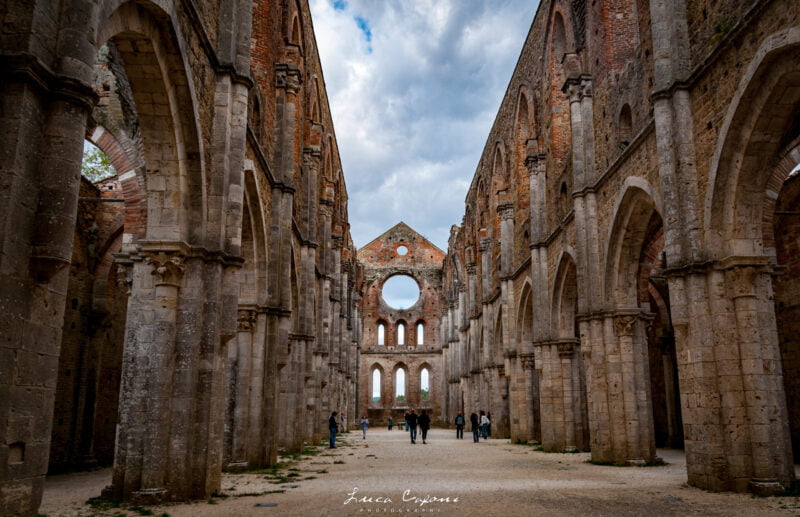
619, 104, 632, 149
420, 368, 430, 402
397, 322, 405, 345
377, 323, 385, 346
416, 322, 424, 345
372, 369, 381, 402
395, 368, 406, 401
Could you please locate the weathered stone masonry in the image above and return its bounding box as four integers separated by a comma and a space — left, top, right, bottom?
0, 0, 359, 515
440, 0, 800, 495
356, 223, 446, 426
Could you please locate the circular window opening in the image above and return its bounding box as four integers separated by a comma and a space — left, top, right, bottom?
396, 245, 409, 256
381, 275, 420, 310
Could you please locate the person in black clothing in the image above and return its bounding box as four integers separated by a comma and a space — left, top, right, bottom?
470, 412, 480, 443
418, 410, 431, 444
454, 412, 465, 439
406, 408, 419, 443
487, 411, 492, 437
328, 411, 338, 448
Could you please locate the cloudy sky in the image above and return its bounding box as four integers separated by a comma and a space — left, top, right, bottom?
309, 0, 540, 252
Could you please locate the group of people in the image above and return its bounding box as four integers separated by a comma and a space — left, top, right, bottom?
402, 408, 431, 444
454, 410, 491, 442
328, 409, 490, 447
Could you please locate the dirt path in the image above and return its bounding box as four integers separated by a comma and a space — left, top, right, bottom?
40, 429, 800, 516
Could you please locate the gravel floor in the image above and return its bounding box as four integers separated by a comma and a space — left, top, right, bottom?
40, 428, 800, 516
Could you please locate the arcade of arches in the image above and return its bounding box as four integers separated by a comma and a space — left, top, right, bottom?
1, 0, 800, 515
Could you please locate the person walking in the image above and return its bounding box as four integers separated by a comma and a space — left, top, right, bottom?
360, 415, 369, 440
328, 411, 339, 448
470, 412, 480, 443
487, 412, 492, 437
388, 416, 394, 431
404, 411, 410, 431
406, 408, 419, 444
480, 410, 490, 440
454, 412, 465, 439
418, 409, 431, 444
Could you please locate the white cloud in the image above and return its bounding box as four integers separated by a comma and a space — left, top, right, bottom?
309, 0, 540, 250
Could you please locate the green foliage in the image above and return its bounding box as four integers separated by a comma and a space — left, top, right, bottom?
396, 395, 406, 402
420, 388, 430, 401
81, 143, 115, 182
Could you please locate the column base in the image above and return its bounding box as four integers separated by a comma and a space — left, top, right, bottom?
131, 488, 169, 505
626, 458, 647, 466
563, 446, 578, 453
225, 461, 249, 471
748, 478, 785, 496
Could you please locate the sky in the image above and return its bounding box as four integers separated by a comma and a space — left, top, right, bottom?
308, 0, 540, 252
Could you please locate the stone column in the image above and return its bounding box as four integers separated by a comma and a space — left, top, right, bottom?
225, 308, 256, 468
537, 340, 588, 452
0, 37, 97, 517
519, 354, 540, 442
111, 248, 183, 502
581, 312, 655, 464
667, 262, 793, 493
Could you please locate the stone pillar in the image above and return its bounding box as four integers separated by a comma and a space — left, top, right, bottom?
537, 340, 588, 452
520, 354, 540, 442
667, 262, 793, 493
0, 23, 97, 513
498, 205, 514, 277
225, 308, 256, 467
580, 312, 655, 464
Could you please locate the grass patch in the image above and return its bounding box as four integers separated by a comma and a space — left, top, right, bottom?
211, 491, 229, 499
303, 476, 317, 480
86, 497, 122, 510
333, 460, 345, 464
234, 489, 286, 498
128, 506, 154, 516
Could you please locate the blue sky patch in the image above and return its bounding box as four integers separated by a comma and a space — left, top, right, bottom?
332, 0, 347, 11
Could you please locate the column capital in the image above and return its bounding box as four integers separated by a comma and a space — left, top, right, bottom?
275, 63, 302, 94
144, 250, 186, 287
497, 203, 514, 220
237, 309, 257, 332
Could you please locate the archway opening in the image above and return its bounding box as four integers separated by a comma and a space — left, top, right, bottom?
420, 368, 430, 402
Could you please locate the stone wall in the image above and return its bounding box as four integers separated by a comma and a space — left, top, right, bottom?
441, 0, 800, 494
0, 1, 360, 514
357, 223, 446, 425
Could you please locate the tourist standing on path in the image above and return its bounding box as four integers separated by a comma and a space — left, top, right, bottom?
328, 411, 339, 448
406, 408, 419, 444
454, 412, 465, 439
361, 415, 369, 439
487, 412, 492, 437
470, 412, 480, 443
480, 410, 490, 440
404, 411, 410, 431
418, 410, 431, 444
388, 416, 394, 431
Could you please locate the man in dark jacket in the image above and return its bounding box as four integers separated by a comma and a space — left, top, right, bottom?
454, 412, 465, 439
418, 410, 431, 444
329, 411, 339, 448
405, 408, 419, 444
470, 412, 480, 443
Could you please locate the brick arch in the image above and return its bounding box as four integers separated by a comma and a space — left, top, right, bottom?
706, 27, 800, 258
86, 125, 147, 239
98, 1, 206, 243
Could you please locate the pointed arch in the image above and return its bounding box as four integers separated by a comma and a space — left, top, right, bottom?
98, 1, 207, 243
604, 178, 664, 307
552, 251, 579, 339
516, 278, 534, 351
706, 27, 800, 258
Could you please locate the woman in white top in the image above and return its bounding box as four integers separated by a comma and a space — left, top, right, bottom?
479, 410, 490, 440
